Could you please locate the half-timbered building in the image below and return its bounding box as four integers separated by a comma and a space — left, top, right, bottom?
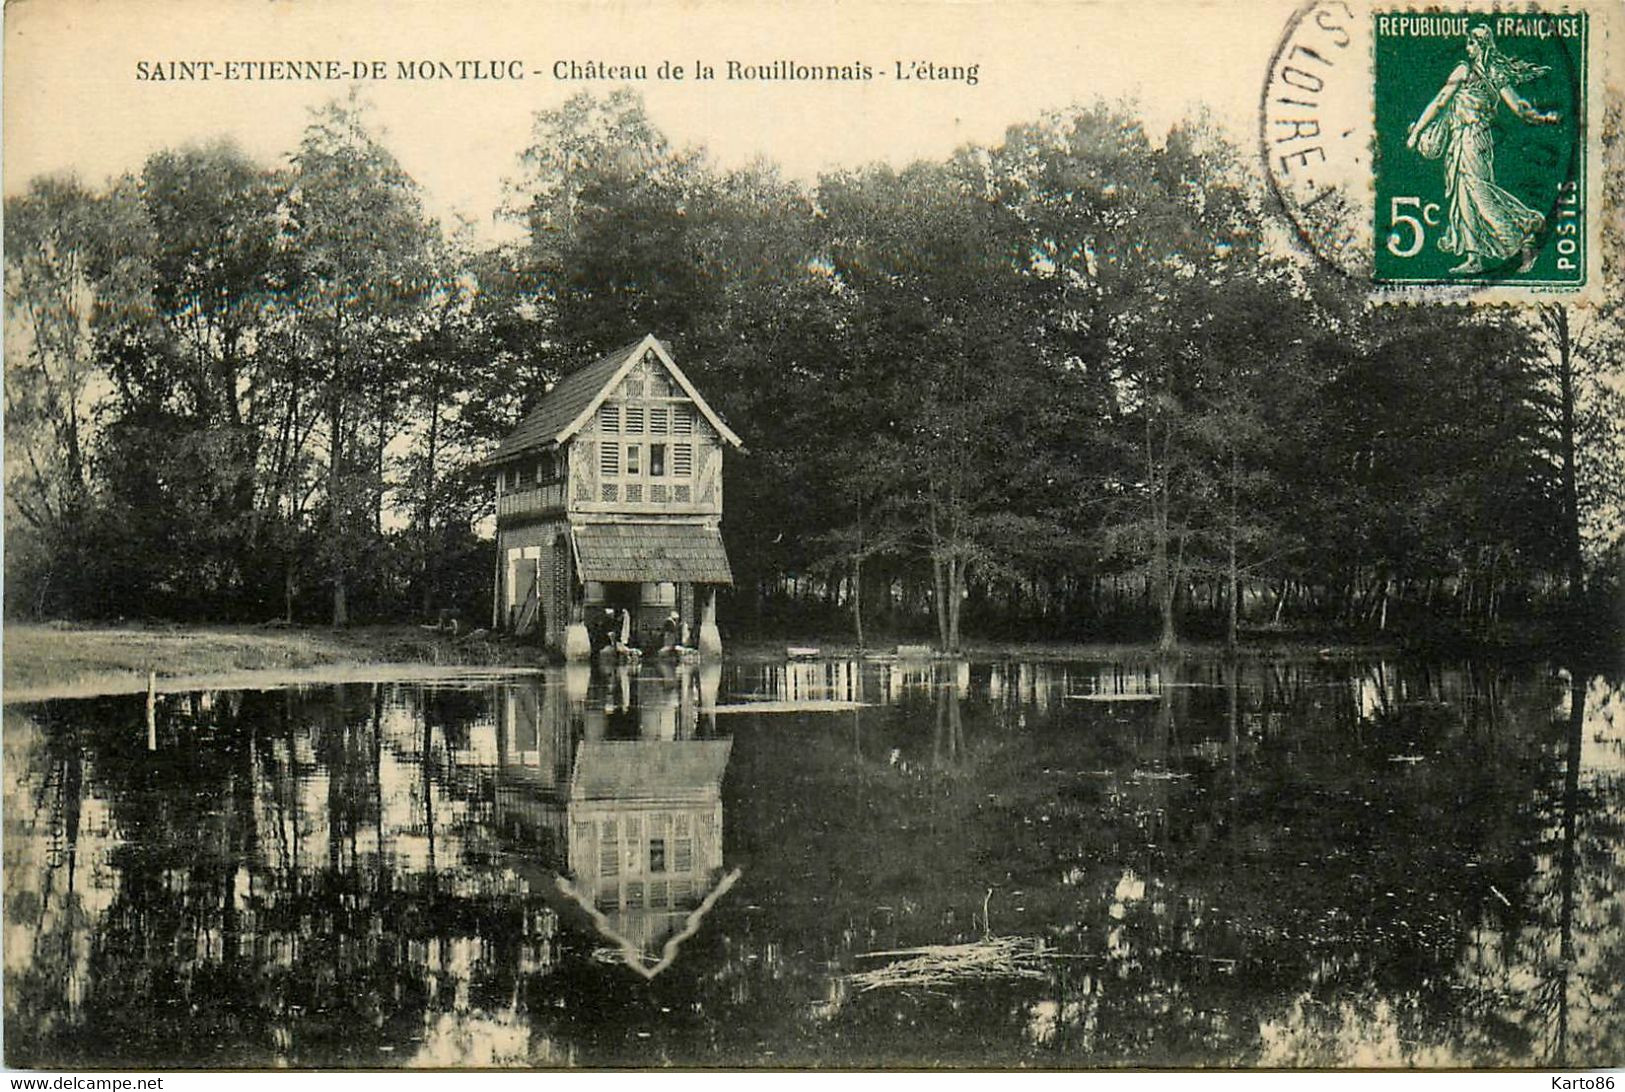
488, 334, 742, 658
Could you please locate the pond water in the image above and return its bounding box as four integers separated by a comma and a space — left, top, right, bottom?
4, 656, 1622, 1069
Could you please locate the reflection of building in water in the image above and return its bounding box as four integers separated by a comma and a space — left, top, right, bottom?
486, 664, 734, 972
492, 675, 580, 861
565, 738, 732, 963
491, 663, 722, 860
588, 662, 719, 740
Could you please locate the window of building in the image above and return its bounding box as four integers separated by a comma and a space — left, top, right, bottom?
649, 838, 667, 873
537, 452, 556, 483
674, 814, 693, 871
598, 403, 619, 432
600, 443, 620, 476
649, 443, 666, 477
649, 406, 670, 434
625, 444, 641, 476
674, 406, 694, 436
624, 404, 645, 434
673, 444, 694, 477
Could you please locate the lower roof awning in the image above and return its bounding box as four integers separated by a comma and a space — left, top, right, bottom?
572, 523, 734, 586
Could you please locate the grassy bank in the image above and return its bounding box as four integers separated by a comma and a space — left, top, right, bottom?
11, 620, 1591, 705
3, 622, 534, 703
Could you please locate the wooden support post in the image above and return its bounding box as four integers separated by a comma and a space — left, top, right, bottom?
698, 586, 722, 658
491, 537, 503, 630
563, 599, 591, 661
146, 672, 157, 751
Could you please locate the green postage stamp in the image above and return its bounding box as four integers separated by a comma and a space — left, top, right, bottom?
1373, 12, 1586, 287
1263, 1, 1608, 301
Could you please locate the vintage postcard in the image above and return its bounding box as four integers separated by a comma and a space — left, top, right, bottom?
4, 0, 1623, 1075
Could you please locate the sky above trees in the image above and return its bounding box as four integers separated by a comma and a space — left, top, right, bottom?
4, 0, 1296, 241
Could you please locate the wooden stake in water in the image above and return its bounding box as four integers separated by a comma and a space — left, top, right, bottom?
146, 671, 157, 751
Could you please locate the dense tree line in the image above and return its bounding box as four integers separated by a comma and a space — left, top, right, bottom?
6, 89, 1622, 648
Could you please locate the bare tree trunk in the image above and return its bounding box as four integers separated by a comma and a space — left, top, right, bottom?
420, 377, 442, 616
374, 383, 390, 538
1228, 447, 1240, 652
851, 554, 865, 650
1150, 416, 1178, 652
1156, 513, 1177, 652
329, 393, 349, 629
284, 558, 296, 624
932, 555, 950, 651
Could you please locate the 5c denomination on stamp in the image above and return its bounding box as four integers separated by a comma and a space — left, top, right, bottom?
1374, 12, 1586, 287
1263, 0, 1605, 301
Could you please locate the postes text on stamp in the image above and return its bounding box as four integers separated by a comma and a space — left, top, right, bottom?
1373, 11, 1586, 287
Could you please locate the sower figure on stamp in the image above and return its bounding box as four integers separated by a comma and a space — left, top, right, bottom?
1406, 24, 1561, 274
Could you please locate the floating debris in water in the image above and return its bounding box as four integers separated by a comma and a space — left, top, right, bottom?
711, 700, 870, 714
846, 936, 1055, 992
1065, 693, 1162, 703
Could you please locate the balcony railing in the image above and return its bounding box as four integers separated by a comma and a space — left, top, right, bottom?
497, 482, 566, 521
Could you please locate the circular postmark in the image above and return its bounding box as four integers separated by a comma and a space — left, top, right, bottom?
1261, 0, 1374, 281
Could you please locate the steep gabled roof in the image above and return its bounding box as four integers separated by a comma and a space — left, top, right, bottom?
569, 740, 733, 803
489, 338, 644, 463
490, 334, 743, 464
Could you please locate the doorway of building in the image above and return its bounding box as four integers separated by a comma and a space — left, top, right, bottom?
602, 582, 642, 648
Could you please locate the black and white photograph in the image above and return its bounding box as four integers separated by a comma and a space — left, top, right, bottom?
3, 0, 1623, 1075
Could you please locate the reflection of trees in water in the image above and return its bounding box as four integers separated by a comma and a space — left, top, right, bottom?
1446, 672, 1625, 1068
4, 707, 95, 1066
5, 684, 565, 1066
712, 659, 1622, 1066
